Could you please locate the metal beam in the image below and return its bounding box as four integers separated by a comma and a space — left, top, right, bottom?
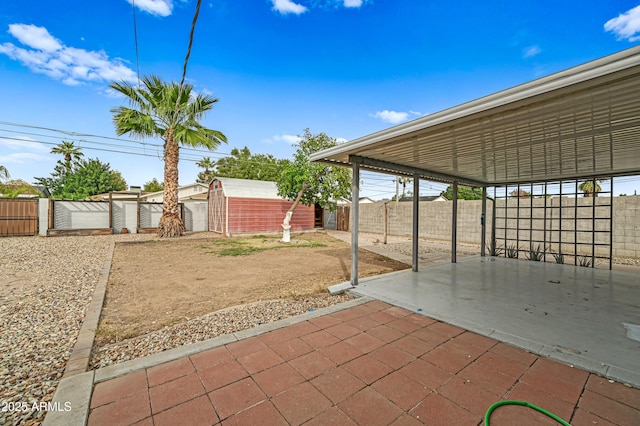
348, 155, 484, 187
351, 161, 360, 286
412, 173, 419, 272
481, 187, 487, 257
451, 181, 458, 263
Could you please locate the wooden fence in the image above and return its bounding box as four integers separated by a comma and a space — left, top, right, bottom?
336, 206, 350, 231
0, 198, 38, 236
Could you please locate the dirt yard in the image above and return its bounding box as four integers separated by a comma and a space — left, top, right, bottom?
96, 232, 408, 345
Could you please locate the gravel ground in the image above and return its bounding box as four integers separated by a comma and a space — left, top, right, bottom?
89, 294, 352, 369
0, 233, 170, 426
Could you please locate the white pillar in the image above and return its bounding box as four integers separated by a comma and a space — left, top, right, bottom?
351, 162, 360, 286
451, 181, 458, 263
412, 174, 419, 272
481, 186, 487, 257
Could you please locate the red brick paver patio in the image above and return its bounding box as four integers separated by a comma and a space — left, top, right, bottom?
88, 300, 640, 425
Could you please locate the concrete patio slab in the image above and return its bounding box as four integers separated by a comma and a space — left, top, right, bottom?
350, 256, 640, 388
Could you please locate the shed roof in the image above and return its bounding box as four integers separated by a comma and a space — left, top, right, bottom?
310, 45, 640, 186
213, 177, 281, 199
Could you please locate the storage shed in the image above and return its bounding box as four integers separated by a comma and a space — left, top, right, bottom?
208, 177, 315, 236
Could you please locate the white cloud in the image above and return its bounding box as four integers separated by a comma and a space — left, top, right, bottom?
0, 152, 50, 164
272, 0, 307, 15
274, 134, 301, 144
523, 45, 541, 58
0, 24, 137, 86
370, 110, 421, 125
605, 5, 640, 42
126, 0, 173, 17
0, 137, 51, 164
343, 0, 363, 7
7, 24, 62, 52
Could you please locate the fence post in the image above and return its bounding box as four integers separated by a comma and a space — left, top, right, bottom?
48, 198, 54, 233
108, 192, 113, 230
137, 193, 141, 231
383, 202, 389, 245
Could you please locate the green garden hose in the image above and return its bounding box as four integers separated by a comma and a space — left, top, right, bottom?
485, 400, 571, 426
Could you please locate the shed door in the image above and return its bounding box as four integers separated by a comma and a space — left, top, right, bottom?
209, 182, 225, 233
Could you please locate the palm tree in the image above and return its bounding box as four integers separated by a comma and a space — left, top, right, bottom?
399, 176, 412, 199
0, 165, 9, 181
51, 141, 84, 171
579, 179, 603, 197
110, 75, 227, 237
196, 156, 216, 183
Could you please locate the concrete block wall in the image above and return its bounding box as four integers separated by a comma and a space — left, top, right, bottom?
495, 197, 616, 258
358, 200, 491, 245
613, 196, 640, 259
357, 197, 640, 260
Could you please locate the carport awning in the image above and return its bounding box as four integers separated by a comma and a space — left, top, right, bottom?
310, 46, 640, 186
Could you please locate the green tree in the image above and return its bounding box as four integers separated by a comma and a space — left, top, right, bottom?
60, 158, 127, 199
276, 129, 351, 241
110, 75, 227, 237
35, 161, 69, 195
36, 158, 126, 199
51, 141, 84, 171
196, 156, 216, 183
214, 146, 289, 182
579, 179, 604, 197
0, 164, 9, 181
440, 185, 483, 200
143, 178, 164, 193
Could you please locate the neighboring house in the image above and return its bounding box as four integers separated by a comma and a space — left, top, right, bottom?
336, 196, 376, 205
91, 190, 146, 201
208, 177, 315, 237
140, 183, 208, 203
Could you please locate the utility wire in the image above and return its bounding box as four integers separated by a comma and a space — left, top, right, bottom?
131, 0, 141, 84
0, 126, 233, 157
0, 136, 212, 163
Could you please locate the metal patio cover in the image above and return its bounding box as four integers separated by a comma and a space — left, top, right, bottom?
310, 45, 640, 187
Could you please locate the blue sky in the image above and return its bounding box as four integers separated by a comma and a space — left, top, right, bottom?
1, 1, 639, 198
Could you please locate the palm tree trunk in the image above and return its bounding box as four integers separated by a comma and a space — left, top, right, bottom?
158, 134, 184, 237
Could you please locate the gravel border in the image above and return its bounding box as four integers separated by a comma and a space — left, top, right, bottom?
88, 294, 353, 369
1, 235, 118, 425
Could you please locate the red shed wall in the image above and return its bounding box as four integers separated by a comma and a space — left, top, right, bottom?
227, 198, 314, 235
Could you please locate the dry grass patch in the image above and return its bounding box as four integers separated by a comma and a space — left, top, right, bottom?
96, 232, 408, 345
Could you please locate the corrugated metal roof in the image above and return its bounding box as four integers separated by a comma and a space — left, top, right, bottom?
213, 177, 281, 199
310, 45, 640, 186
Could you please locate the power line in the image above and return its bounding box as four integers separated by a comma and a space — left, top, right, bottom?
0, 123, 234, 157
131, 0, 141, 84
0, 136, 208, 163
